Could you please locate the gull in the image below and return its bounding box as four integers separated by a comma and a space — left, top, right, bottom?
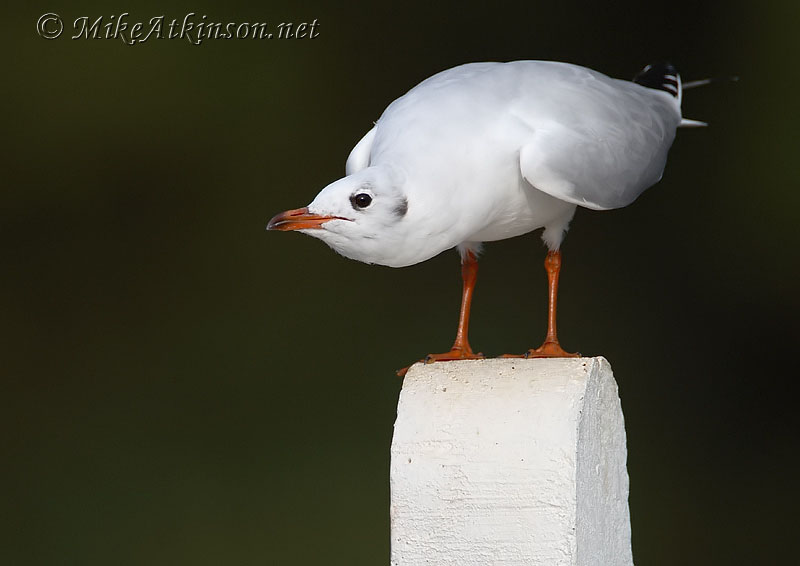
268, 60, 705, 373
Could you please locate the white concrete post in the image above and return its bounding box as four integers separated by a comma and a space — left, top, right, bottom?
390, 357, 633, 566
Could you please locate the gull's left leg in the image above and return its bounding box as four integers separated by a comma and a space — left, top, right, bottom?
526, 249, 580, 357
502, 249, 580, 358
397, 248, 484, 376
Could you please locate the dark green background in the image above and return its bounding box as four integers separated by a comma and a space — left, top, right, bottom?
4, 1, 798, 564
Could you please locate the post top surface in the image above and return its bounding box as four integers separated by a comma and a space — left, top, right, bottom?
403, 356, 610, 380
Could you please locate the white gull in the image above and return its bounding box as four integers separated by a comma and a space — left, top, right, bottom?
268, 60, 704, 372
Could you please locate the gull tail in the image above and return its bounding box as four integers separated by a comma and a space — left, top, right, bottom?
679, 75, 737, 127
633, 62, 727, 128
679, 118, 707, 128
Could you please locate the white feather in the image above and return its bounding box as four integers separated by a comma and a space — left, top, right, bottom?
299, 61, 690, 267
345, 126, 376, 175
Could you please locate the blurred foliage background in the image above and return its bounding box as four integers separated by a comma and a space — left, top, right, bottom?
2, 0, 798, 564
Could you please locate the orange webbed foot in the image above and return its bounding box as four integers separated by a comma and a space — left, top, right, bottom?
397, 347, 485, 377
500, 340, 580, 359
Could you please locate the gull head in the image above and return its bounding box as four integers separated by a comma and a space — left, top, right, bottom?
268, 164, 415, 266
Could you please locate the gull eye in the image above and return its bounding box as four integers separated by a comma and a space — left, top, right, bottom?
350, 193, 372, 210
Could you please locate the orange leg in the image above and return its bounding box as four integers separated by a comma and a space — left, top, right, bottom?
503, 249, 580, 359
397, 250, 484, 376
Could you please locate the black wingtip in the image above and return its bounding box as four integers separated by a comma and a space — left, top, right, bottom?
633, 62, 680, 98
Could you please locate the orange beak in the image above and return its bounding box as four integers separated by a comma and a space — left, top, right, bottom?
267, 207, 347, 231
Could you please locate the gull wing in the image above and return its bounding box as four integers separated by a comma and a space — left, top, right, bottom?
345, 126, 377, 175
517, 80, 681, 211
